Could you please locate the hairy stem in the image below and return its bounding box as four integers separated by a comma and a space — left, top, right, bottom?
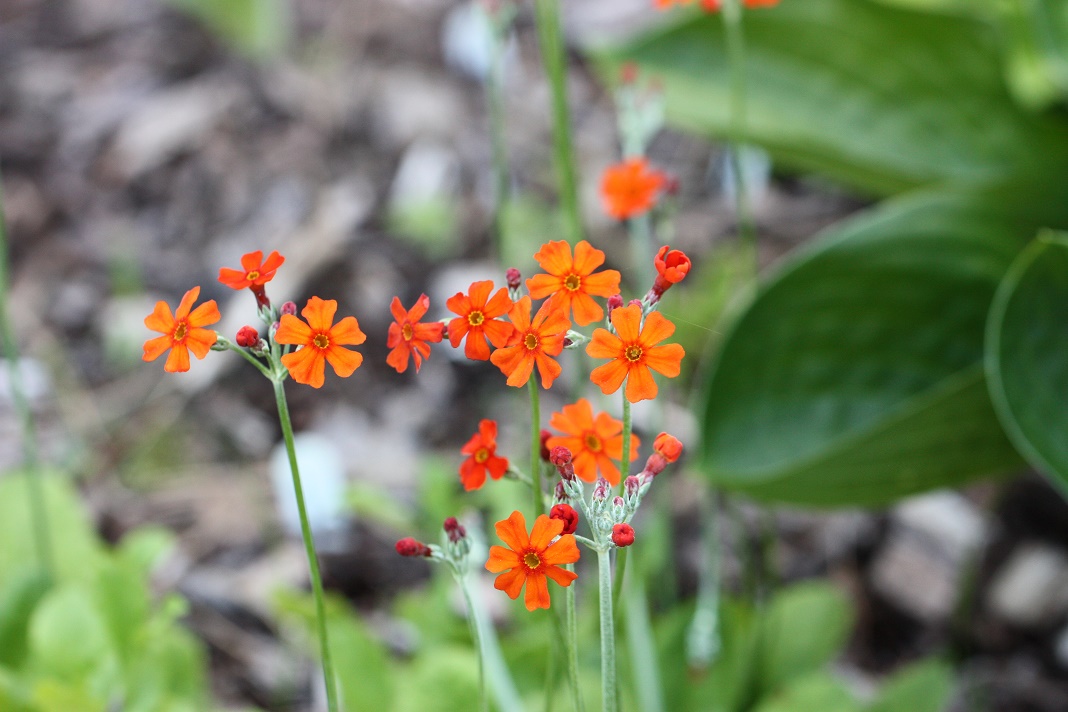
272, 380, 339, 712
598, 547, 618, 712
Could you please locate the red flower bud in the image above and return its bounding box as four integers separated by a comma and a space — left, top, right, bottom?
612, 523, 635, 548
624, 475, 641, 499
281, 301, 298, 316
396, 537, 433, 557
550, 446, 576, 480
506, 268, 522, 291
443, 517, 466, 543
653, 432, 683, 463
607, 294, 624, 313
649, 246, 691, 302
540, 430, 553, 462
593, 477, 610, 501
550, 503, 579, 535
236, 325, 259, 348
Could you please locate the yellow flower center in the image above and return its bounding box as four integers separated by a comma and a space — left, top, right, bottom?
524, 333, 539, 351
402, 323, 414, 341
173, 322, 188, 341
564, 274, 581, 291
313, 333, 330, 350
584, 433, 603, 452
524, 552, 541, 569
625, 345, 643, 362
246, 270, 260, 281
468, 310, 485, 326
475, 448, 490, 463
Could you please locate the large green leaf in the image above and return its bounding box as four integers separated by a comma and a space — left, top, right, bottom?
698, 183, 1068, 506
759, 582, 853, 693
986, 233, 1068, 491
591, 0, 1068, 195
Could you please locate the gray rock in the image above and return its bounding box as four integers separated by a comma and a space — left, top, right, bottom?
987, 543, 1068, 628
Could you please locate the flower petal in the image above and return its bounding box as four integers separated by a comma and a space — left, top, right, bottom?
590, 358, 629, 396
174, 287, 200, 320
325, 344, 363, 378
610, 304, 642, 343
282, 348, 326, 388
524, 571, 550, 611
187, 299, 221, 328
581, 269, 621, 298
643, 343, 685, 378
486, 546, 521, 572
240, 250, 264, 272
542, 534, 581, 567
625, 364, 659, 403
569, 292, 604, 327
493, 567, 527, 600
534, 352, 561, 390
638, 311, 677, 348
301, 297, 338, 333
389, 296, 407, 324
530, 514, 564, 551
586, 329, 623, 360
260, 250, 285, 276
329, 316, 366, 346
386, 343, 410, 373
142, 335, 172, 362
460, 458, 487, 491
571, 240, 605, 276
483, 286, 514, 319
526, 273, 562, 300
275, 314, 313, 345
533, 240, 573, 276
494, 511, 530, 552
144, 300, 175, 334
164, 343, 191, 373
544, 564, 579, 587
185, 327, 217, 359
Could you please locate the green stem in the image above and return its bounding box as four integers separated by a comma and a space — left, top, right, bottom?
611, 547, 627, 617
0, 167, 52, 580
272, 380, 339, 712
487, 15, 511, 258
565, 568, 586, 712
597, 547, 618, 712
619, 391, 632, 490
722, 0, 758, 277
458, 571, 489, 712
529, 379, 545, 518
532, 0, 584, 244
468, 566, 527, 712
227, 341, 274, 379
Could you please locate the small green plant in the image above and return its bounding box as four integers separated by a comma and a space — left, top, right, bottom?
0, 473, 230, 712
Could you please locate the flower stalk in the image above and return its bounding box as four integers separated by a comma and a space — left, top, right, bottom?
0, 169, 53, 581
529, 379, 545, 518
532, 0, 584, 244
597, 546, 618, 712
273, 378, 340, 712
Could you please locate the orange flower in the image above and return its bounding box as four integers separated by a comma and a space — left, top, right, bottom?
446, 281, 515, 361
218, 250, 285, 290
600, 158, 666, 220
490, 296, 570, 389
486, 510, 580, 611
546, 398, 639, 485
586, 304, 685, 402
526, 240, 621, 327
386, 294, 445, 374
460, 419, 510, 491
654, 432, 684, 463
276, 297, 365, 388
143, 286, 221, 373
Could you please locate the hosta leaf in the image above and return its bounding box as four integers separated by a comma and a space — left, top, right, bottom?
697, 182, 1068, 506
986, 232, 1068, 491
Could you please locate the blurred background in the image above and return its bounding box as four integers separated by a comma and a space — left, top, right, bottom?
3, 0, 1068, 710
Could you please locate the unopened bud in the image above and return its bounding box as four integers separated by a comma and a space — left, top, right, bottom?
443, 517, 466, 543
624, 476, 642, 499
550, 447, 576, 481
506, 268, 522, 290
540, 430, 553, 462
281, 301, 298, 316
554, 480, 568, 503
396, 537, 433, 557
612, 523, 635, 548
550, 504, 579, 535
653, 432, 683, 463
607, 294, 624, 312
236, 325, 259, 348
592, 477, 610, 501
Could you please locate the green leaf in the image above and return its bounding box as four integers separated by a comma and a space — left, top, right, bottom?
752, 672, 862, 712
0, 569, 51, 668
759, 582, 853, 693
591, 0, 1068, 195
29, 585, 114, 681
868, 659, 953, 712
698, 183, 1068, 506
986, 232, 1068, 490
0, 472, 105, 585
